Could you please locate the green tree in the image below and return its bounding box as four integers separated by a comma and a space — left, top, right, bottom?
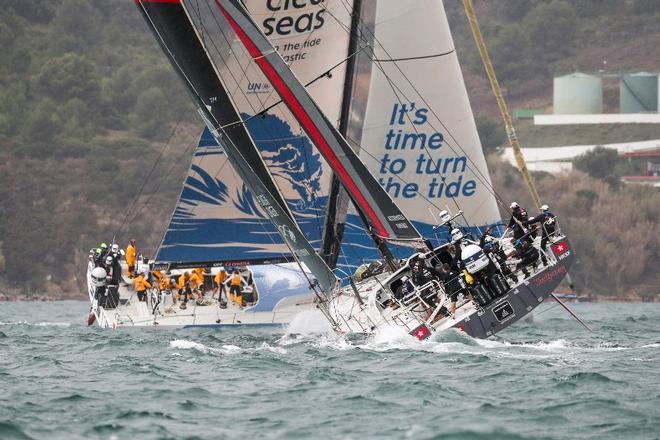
132, 88, 170, 138
34, 52, 100, 104
573, 146, 619, 179
521, 0, 578, 66
21, 98, 61, 149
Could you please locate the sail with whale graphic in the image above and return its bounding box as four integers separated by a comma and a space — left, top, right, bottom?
153, 0, 359, 269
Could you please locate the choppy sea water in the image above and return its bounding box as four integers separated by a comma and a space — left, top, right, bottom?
0, 301, 659, 440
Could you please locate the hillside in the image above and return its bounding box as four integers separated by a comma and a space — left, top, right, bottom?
0, 0, 658, 299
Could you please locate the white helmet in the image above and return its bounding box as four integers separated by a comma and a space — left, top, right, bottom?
111, 244, 119, 254
439, 209, 451, 224
105, 256, 113, 265
451, 228, 464, 242
401, 275, 409, 282
510, 201, 519, 209
541, 204, 549, 211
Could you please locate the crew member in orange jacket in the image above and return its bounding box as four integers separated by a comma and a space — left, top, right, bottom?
131, 272, 151, 302
226, 269, 246, 307
125, 239, 137, 278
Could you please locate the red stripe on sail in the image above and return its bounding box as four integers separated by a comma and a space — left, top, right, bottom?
136, 0, 181, 4
215, 1, 388, 238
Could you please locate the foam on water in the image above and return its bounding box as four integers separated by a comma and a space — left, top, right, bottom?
1, 301, 659, 440
284, 309, 334, 335
0, 320, 72, 327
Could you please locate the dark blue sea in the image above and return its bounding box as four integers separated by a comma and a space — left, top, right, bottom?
0, 301, 658, 440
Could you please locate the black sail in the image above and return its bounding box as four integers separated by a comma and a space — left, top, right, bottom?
136, 0, 337, 292
211, 0, 423, 244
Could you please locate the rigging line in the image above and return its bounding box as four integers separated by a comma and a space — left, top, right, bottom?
215, 119, 338, 299
183, 0, 299, 225
320, 4, 477, 219
115, 113, 184, 238
183, 3, 324, 264
328, 4, 494, 201
328, 1, 511, 212
204, 0, 335, 122
124, 132, 199, 245
151, 34, 320, 276
373, 50, 455, 63
218, 43, 370, 131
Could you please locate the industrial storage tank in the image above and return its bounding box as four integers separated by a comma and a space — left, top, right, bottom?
553, 73, 603, 114
619, 72, 658, 113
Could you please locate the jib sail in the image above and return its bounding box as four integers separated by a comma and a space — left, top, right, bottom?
355, 1, 501, 238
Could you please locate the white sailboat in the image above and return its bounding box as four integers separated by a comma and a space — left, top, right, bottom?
87, 0, 574, 337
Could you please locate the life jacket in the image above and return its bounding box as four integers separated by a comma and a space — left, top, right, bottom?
230, 274, 242, 286
189, 272, 202, 288
177, 274, 189, 289
194, 267, 204, 280
215, 271, 227, 285
126, 244, 136, 264
463, 270, 474, 285
132, 275, 151, 292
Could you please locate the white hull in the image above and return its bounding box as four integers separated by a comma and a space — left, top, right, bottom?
86, 262, 318, 329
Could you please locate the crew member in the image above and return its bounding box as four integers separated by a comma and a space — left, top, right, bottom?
190, 269, 203, 298
226, 269, 246, 307
125, 239, 137, 278
131, 271, 152, 302
94, 243, 109, 266
508, 239, 540, 277
394, 275, 412, 301
439, 263, 461, 317
214, 269, 228, 302
507, 202, 530, 241
105, 255, 121, 286
177, 271, 192, 309
527, 204, 557, 265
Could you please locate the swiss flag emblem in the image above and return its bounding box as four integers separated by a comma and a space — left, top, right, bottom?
552, 241, 568, 256
411, 324, 431, 340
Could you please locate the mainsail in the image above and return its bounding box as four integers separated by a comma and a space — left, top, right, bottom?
136, 0, 337, 292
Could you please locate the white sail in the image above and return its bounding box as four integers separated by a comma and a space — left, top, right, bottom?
357, 0, 500, 238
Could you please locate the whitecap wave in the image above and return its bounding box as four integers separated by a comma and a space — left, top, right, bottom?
169, 339, 287, 355
0, 321, 71, 327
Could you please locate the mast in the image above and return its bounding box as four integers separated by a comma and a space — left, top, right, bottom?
462, 0, 542, 208
321, 0, 393, 269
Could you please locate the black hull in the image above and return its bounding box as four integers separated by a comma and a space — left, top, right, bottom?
449, 238, 575, 338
